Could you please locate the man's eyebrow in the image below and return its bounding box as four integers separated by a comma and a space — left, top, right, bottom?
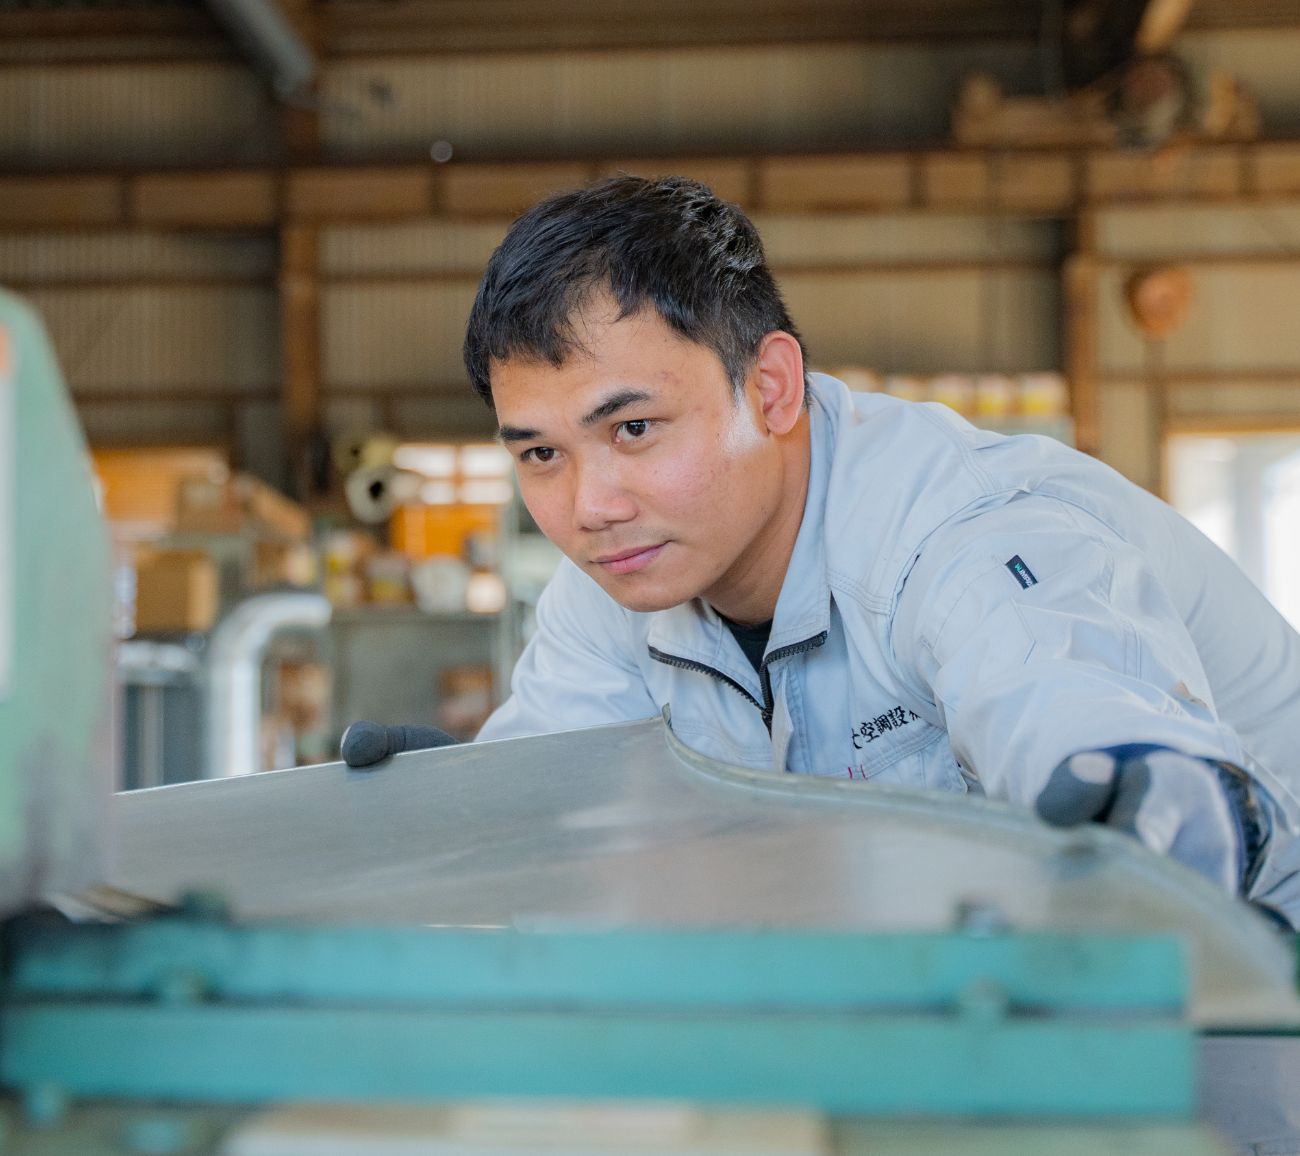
580, 389, 652, 427
497, 425, 541, 444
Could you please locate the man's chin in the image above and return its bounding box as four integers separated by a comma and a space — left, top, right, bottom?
591, 572, 694, 615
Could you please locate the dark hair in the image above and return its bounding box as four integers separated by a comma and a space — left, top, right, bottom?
463, 175, 806, 408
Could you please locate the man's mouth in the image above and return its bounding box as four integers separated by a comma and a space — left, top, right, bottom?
593, 543, 666, 576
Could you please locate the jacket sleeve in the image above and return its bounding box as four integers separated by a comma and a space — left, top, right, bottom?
476, 559, 660, 742
888, 494, 1249, 807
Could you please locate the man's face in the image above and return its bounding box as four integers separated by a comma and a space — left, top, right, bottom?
491, 303, 804, 621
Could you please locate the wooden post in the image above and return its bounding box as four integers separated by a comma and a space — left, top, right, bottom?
278, 0, 320, 163
1145, 340, 1170, 500
279, 223, 321, 500
1063, 210, 1101, 457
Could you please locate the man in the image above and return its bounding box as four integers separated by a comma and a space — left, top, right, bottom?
354, 175, 1300, 925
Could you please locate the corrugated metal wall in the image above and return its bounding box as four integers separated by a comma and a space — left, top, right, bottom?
8, 27, 1300, 488
0, 233, 273, 282
8, 30, 1300, 170
314, 212, 1060, 440
28, 285, 277, 392
0, 63, 278, 168
320, 41, 1040, 158
1092, 203, 1300, 492
4, 231, 282, 475
1182, 29, 1300, 135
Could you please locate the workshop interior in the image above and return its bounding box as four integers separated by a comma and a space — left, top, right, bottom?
4, 0, 1300, 1152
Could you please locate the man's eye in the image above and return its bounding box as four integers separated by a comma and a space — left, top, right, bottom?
619, 419, 650, 439
522, 446, 556, 464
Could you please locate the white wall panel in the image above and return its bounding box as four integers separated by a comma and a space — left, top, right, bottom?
0, 232, 273, 283
1182, 29, 1300, 135
235, 400, 286, 485
1168, 383, 1300, 421
756, 214, 1058, 266
782, 269, 1059, 374
321, 266, 1058, 391
323, 282, 478, 387
389, 396, 496, 438
79, 401, 235, 446
323, 398, 384, 435
321, 222, 507, 276
0, 63, 277, 167
321, 41, 1037, 157
1097, 265, 1300, 374
1097, 380, 1156, 490
319, 216, 1058, 281
1097, 204, 1300, 259
27, 286, 278, 392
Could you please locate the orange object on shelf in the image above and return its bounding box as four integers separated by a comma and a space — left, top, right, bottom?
175, 473, 312, 541
390, 504, 499, 561
133, 549, 219, 633
92, 448, 229, 537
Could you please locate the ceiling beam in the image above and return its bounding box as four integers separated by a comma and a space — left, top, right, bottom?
6, 141, 1300, 231
8, 0, 1300, 66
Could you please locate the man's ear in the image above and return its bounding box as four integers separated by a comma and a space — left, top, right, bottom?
752, 331, 806, 436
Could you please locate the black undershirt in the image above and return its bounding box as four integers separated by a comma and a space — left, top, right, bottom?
721, 615, 773, 674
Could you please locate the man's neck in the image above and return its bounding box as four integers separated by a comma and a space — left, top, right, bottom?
703, 411, 812, 625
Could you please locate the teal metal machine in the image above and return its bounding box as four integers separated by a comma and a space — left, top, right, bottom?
0, 289, 114, 916
0, 286, 1295, 1154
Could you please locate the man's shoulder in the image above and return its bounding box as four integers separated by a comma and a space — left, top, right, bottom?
816, 387, 998, 596
813, 379, 1120, 601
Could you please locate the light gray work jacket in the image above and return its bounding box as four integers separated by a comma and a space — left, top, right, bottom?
480, 374, 1300, 913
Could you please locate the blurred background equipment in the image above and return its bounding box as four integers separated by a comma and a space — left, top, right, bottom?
5, 0, 1300, 1147
953, 0, 1258, 148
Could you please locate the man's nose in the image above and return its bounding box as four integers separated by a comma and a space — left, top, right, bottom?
572, 458, 636, 531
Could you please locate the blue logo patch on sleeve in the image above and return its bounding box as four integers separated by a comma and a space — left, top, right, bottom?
1005, 555, 1038, 589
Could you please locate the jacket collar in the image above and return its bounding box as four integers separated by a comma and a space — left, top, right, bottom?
645, 379, 835, 674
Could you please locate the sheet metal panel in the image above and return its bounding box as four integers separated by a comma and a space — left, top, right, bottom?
1097, 265, 1300, 376
27, 286, 278, 393
112, 716, 1299, 1026
756, 215, 1059, 266
0, 64, 276, 168
322, 281, 477, 387
1168, 382, 1300, 423
0, 233, 274, 286
79, 401, 238, 449
321, 222, 508, 277
1098, 205, 1300, 260
784, 269, 1059, 374
1096, 380, 1157, 492
1181, 29, 1300, 134
319, 42, 1038, 158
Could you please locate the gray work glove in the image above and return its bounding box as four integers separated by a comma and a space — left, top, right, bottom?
1036, 743, 1271, 895
340, 721, 458, 769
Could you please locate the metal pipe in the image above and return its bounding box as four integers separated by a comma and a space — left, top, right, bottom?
204, 0, 316, 103
206, 591, 330, 779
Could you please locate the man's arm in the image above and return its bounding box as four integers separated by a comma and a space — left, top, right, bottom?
890, 494, 1274, 899
477, 558, 660, 742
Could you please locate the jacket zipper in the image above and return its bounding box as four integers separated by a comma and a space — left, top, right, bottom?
647, 647, 763, 712
649, 630, 828, 734
758, 633, 828, 730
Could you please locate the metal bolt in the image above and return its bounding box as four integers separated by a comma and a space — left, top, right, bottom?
176, 890, 229, 922
959, 978, 1010, 1024
953, 898, 1010, 936
21, 1082, 69, 1129
121, 1115, 199, 1155
155, 968, 209, 1004
1052, 835, 1106, 879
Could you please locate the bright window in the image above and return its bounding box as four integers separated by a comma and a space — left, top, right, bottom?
1168, 433, 1300, 630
